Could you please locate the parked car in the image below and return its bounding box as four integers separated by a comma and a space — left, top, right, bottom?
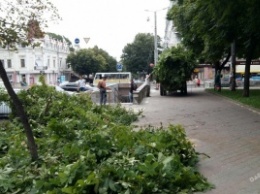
0, 88, 22, 118
221, 76, 230, 87
241, 74, 260, 86
59, 81, 99, 92
54, 86, 76, 95
0, 101, 11, 118
250, 74, 260, 81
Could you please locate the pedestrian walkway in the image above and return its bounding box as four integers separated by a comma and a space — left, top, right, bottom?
124, 86, 260, 194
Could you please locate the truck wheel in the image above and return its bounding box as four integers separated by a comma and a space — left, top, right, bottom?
184, 82, 187, 95
184, 86, 187, 95
181, 82, 187, 95
160, 88, 164, 96
160, 85, 165, 96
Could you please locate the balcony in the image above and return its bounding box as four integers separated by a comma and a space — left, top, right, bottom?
34, 66, 48, 71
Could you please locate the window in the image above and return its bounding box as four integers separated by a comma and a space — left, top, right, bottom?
59, 58, 62, 68
20, 59, 25, 68
47, 58, 50, 68
7, 74, 12, 83
93, 72, 132, 86
7, 59, 12, 68
53, 58, 56, 68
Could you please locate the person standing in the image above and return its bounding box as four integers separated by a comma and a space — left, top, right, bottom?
98, 76, 109, 105
77, 75, 86, 92
89, 74, 93, 86
196, 77, 201, 87
129, 78, 137, 103
145, 74, 151, 97
20, 75, 28, 87
194, 76, 198, 87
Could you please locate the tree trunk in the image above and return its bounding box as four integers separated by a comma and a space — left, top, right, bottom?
214, 61, 221, 72
213, 61, 221, 91
243, 39, 255, 97
220, 51, 231, 71
0, 61, 38, 161
230, 41, 236, 91
243, 59, 251, 97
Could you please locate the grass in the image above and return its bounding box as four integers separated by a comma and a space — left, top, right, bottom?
206, 88, 260, 110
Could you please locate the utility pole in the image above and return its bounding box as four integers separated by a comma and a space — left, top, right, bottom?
145, 7, 168, 66
154, 11, 158, 66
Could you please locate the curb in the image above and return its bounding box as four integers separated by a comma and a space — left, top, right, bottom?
206, 90, 260, 116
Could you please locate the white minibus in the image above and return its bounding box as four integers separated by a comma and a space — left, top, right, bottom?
93, 72, 132, 86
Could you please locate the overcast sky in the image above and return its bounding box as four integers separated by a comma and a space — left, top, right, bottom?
46, 0, 170, 61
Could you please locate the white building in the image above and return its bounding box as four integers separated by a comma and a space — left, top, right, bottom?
0, 35, 72, 88
163, 2, 180, 49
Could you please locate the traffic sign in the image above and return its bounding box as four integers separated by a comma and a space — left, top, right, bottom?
116, 63, 123, 71
74, 38, 80, 44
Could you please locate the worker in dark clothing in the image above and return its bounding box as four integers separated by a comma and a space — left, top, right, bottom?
129, 78, 137, 103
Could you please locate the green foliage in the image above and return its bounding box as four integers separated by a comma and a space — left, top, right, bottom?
168, 0, 260, 62
168, 0, 260, 96
153, 45, 196, 91
67, 46, 117, 75
121, 33, 161, 74
0, 88, 9, 103
46, 32, 72, 45
0, 85, 212, 193
168, 0, 231, 62
92, 46, 118, 72
0, 0, 60, 48
46, 32, 73, 51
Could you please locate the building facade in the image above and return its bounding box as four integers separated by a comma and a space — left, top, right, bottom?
0, 35, 71, 88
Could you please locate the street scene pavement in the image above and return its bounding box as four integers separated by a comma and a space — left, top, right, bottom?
125, 85, 260, 194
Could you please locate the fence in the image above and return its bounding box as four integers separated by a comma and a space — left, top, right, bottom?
88, 82, 149, 105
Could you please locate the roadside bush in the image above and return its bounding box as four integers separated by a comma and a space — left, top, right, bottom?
0, 85, 212, 193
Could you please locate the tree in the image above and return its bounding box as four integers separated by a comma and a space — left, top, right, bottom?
66, 46, 117, 75
168, 0, 260, 97
235, 0, 260, 96
121, 33, 161, 74
92, 46, 117, 72
0, 0, 60, 160
168, 0, 231, 76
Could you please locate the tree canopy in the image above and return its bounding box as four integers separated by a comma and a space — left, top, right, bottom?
121, 33, 161, 74
66, 46, 117, 75
168, 0, 260, 96
0, 0, 60, 48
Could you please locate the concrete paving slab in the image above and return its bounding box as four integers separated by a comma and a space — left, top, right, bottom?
123, 86, 260, 194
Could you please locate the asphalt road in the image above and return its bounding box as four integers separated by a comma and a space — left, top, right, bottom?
125, 86, 260, 194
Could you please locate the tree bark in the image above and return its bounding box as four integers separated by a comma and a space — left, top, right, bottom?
243, 38, 255, 97
0, 61, 38, 161
220, 51, 231, 71
230, 41, 236, 91
243, 58, 251, 97
213, 61, 221, 91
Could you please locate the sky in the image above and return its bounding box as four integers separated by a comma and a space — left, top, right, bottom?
46, 0, 171, 61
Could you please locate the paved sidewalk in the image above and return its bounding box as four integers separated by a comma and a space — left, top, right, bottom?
124, 87, 260, 194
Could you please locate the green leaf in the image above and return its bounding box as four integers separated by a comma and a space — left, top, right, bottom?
61, 187, 74, 194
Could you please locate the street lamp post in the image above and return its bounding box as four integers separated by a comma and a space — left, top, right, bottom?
145, 7, 167, 66
154, 11, 158, 66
